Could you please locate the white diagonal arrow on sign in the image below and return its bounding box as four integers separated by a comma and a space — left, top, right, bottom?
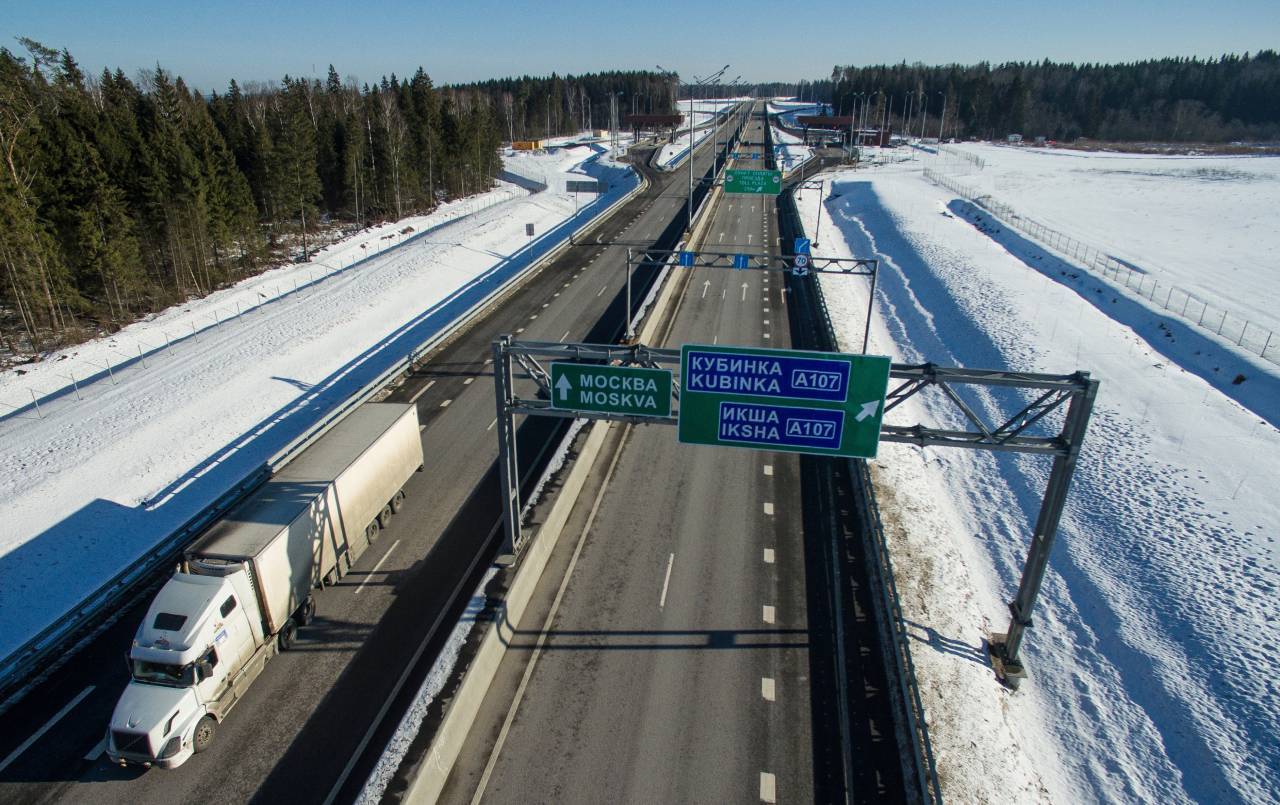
555, 374, 572, 401
854, 400, 880, 422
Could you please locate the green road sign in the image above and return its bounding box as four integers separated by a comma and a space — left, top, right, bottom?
551, 362, 673, 418
724, 169, 782, 195
677, 344, 891, 458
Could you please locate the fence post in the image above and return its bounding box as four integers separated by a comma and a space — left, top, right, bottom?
1262, 330, 1274, 359
69, 370, 82, 401
1238, 321, 1250, 347
1164, 286, 1174, 308
138, 344, 147, 369
30, 389, 43, 418
105, 358, 116, 385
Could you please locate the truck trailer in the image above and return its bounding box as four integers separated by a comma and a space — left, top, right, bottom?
106, 403, 424, 769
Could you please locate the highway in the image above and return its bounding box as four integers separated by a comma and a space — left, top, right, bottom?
0, 104, 749, 804
433, 108, 841, 803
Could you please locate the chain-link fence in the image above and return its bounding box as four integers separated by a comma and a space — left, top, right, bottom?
935, 144, 986, 171
923, 168, 1279, 366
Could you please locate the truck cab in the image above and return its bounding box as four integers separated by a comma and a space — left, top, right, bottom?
106, 569, 262, 768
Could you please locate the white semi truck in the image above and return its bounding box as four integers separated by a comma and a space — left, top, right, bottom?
106, 403, 424, 769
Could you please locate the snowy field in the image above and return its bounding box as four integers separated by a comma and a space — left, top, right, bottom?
944, 144, 1280, 338
802, 164, 1279, 803
769, 124, 815, 174
0, 144, 637, 660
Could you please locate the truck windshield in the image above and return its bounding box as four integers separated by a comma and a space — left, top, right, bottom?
131, 659, 196, 687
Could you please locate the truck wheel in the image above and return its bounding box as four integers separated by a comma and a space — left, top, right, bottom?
193, 716, 217, 753
365, 521, 379, 543
377, 503, 394, 528
390, 490, 406, 513
278, 619, 297, 652
297, 597, 316, 627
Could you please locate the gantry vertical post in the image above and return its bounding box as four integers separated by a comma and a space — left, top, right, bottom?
493, 336, 523, 556
993, 375, 1099, 676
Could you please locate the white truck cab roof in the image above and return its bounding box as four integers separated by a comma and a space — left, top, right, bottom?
132, 573, 228, 666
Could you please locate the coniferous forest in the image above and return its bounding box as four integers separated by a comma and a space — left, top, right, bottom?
828, 52, 1280, 143
2, 39, 1277, 356
0, 39, 674, 354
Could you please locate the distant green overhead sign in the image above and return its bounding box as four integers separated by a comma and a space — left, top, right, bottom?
724, 169, 782, 195
677, 344, 891, 458
551, 362, 673, 418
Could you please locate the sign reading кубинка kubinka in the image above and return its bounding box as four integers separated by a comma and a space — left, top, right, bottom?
677, 344, 890, 457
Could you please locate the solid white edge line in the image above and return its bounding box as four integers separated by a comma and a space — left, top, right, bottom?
0, 686, 95, 773
354, 540, 401, 595
659, 553, 675, 609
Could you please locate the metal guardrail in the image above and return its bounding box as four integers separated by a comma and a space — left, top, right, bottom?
0, 164, 651, 714
924, 167, 1279, 367
807, 257, 943, 805
770, 137, 941, 802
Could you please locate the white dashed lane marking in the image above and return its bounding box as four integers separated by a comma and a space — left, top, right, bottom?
760, 772, 777, 803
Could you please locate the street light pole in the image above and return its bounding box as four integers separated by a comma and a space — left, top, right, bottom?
625, 248, 634, 341
674, 64, 729, 233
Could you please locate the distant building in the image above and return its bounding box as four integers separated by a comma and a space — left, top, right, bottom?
1007, 133, 1024, 144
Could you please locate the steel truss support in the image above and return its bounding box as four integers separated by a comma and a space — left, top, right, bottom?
492, 343, 1098, 685
876, 362, 1099, 684
622, 247, 879, 352
623, 246, 876, 277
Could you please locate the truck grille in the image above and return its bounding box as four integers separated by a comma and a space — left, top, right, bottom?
111, 729, 154, 758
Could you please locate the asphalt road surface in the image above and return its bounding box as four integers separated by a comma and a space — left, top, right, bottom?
438, 108, 831, 804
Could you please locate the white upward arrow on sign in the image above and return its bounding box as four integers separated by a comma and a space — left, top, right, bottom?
555, 374, 572, 401
854, 400, 880, 422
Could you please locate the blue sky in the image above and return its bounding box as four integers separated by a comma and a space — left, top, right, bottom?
5, 0, 1276, 91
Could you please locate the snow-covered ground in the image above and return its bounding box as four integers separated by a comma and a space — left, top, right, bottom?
0, 144, 636, 660
769, 124, 814, 174
802, 163, 1280, 803
943, 144, 1280, 338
